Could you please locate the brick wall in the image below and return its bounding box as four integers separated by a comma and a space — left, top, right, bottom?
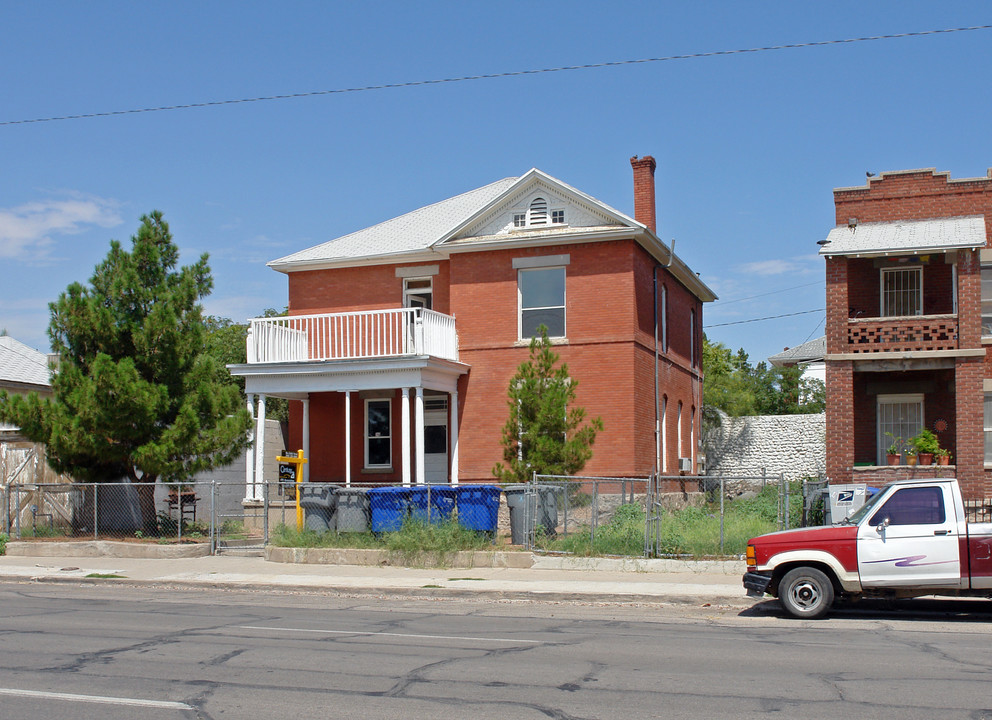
283, 237, 703, 484
826, 169, 992, 498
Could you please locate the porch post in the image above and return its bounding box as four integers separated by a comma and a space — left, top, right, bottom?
401, 388, 412, 486
302, 395, 310, 483
244, 393, 256, 501
345, 391, 352, 488
253, 393, 267, 501
415, 387, 425, 485
450, 388, 459, 485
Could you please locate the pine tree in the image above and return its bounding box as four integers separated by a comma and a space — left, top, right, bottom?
492, 327, 603, 483
0, 212, 251, 531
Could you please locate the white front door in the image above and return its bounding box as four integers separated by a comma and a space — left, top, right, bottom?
857, 484, 961, 588
424, 400, 448, 484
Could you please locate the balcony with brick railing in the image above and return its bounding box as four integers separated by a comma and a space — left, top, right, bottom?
246, 308, 459, 364
846, 314, 958, 353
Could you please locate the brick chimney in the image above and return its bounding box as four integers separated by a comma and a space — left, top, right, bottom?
630, 155, 657, 233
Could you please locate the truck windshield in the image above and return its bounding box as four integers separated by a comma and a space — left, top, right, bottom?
841, 487, 889, 526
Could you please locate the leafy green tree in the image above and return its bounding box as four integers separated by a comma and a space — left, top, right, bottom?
203, 309, 289, 422
0, 212, 252, 531
492, 327, 603, 483
702, 335, 824, 417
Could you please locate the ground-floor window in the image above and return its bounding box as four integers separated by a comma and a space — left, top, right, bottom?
877, 393, 923, 464
985, 394, 992, 463
365, 399, 391, 468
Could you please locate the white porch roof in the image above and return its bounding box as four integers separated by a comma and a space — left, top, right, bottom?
228, 355, 468, 399
819, 215, 986, 257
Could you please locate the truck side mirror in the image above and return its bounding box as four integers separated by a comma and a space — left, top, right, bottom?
875, 517, 890, 533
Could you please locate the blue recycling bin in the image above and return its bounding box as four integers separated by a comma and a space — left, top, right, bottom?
409, 485, 457, 524
456, 485, 501, 532
368, 486, 410, 532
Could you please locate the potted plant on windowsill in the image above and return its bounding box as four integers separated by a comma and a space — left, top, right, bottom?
905, 449, 918, 466
910, 428, 939, 466
935, 448, 952, 466
884, 433, 902, 466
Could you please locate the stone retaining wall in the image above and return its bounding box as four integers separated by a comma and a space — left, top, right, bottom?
704, 413, 825, 483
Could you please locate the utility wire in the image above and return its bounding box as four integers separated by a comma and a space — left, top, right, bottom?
713, 280, 824, 306
2, 25, 989, 127
704, 308, 824, 328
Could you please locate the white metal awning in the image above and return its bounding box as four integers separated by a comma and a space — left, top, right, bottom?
819, 215, 986, 257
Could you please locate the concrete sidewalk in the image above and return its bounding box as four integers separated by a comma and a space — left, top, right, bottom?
0, 547, 748, 605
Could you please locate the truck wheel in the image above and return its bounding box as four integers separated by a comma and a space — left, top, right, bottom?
779, 567, 834, 619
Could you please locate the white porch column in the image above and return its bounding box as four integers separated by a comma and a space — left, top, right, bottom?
414, 387, 425, 485
302, 395, 310, 483
244, 393, 256, 501
401, 389, 411, 486
450, 388, 459, 486
345, 391, 352, 488
253, 393, 267, 501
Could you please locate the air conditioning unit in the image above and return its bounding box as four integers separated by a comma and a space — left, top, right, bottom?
678, 457, 693, 474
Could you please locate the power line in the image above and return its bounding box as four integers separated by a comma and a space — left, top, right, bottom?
704, 308, 824, 328
3, 25, 989, 127
713, 280, 824, 306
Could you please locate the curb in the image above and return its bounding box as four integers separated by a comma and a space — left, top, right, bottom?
5, 540, 210, 559
264, 546, 535, 568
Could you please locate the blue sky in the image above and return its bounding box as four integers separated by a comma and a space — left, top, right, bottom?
2, 2, 991, 366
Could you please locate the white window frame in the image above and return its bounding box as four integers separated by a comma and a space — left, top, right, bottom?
551, 209, 565, 225
880, 266, 923, 317
518, 266, 566, 340
876, 393, 924, 465
985, 393, 992, 464
364, 398, 392, 469
981, 265, 992, 337
403, 276, 432, 310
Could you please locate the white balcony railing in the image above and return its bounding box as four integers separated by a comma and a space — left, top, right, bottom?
247, 308, 458, 364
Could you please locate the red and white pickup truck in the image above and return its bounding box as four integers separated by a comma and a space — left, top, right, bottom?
743, 477, 992, 618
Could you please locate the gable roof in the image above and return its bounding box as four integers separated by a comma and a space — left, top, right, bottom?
0, 336, 51, 389
268, 167, 717, 302
819, 216, 986, 257
768, 336, 826, 367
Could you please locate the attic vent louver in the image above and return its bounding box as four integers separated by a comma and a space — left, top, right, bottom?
529, 197, 548, 226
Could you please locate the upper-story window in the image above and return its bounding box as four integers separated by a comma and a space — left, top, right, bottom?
519, 266, 565, 339
881, 266, 922, 317
513, 213, 526, 228
551, 209, 565, 224
981, 265, 992, 336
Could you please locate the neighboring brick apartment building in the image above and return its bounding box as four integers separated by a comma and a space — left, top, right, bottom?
230, 157, 715, 496
820, 167, 992, 500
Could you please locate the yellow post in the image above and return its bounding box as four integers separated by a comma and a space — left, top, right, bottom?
276, 449, 309, 531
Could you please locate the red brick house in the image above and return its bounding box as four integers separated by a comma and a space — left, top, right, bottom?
820, 168, 992, 500
230, 157, 715, 498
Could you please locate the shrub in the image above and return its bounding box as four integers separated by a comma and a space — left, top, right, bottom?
0, 532, 6, 555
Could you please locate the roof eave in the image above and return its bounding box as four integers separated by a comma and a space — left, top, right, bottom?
820, 241, 984, 258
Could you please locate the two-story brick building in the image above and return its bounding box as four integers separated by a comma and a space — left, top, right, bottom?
230, 157, 716, 498
820, 168, 992, 500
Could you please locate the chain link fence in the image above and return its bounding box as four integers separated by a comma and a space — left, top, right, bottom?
2, 473, 829, 558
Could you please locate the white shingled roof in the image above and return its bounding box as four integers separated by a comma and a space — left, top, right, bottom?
0, 336, 50, 388
819, 216, 986, 257
768, 336, 826, 367
269, 177, 519, 269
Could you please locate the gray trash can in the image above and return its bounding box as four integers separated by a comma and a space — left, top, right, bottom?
335, 488, 371, 533
299, 484, 337, 532
536, 484, 561, 537
503, 486, 536, 545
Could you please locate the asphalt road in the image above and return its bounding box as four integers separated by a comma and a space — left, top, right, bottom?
0, 582, 990, 720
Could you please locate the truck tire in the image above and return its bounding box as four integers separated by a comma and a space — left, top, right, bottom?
779, 567, 835, 619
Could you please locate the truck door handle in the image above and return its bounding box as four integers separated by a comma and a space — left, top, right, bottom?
934, 530, 951, 536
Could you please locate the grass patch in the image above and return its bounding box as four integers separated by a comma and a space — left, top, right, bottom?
85, 573, 125, 579
17, 525, 66, 539
0, 532, 6, 555
537, 482, 806, 558
271, 517, 493, 567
